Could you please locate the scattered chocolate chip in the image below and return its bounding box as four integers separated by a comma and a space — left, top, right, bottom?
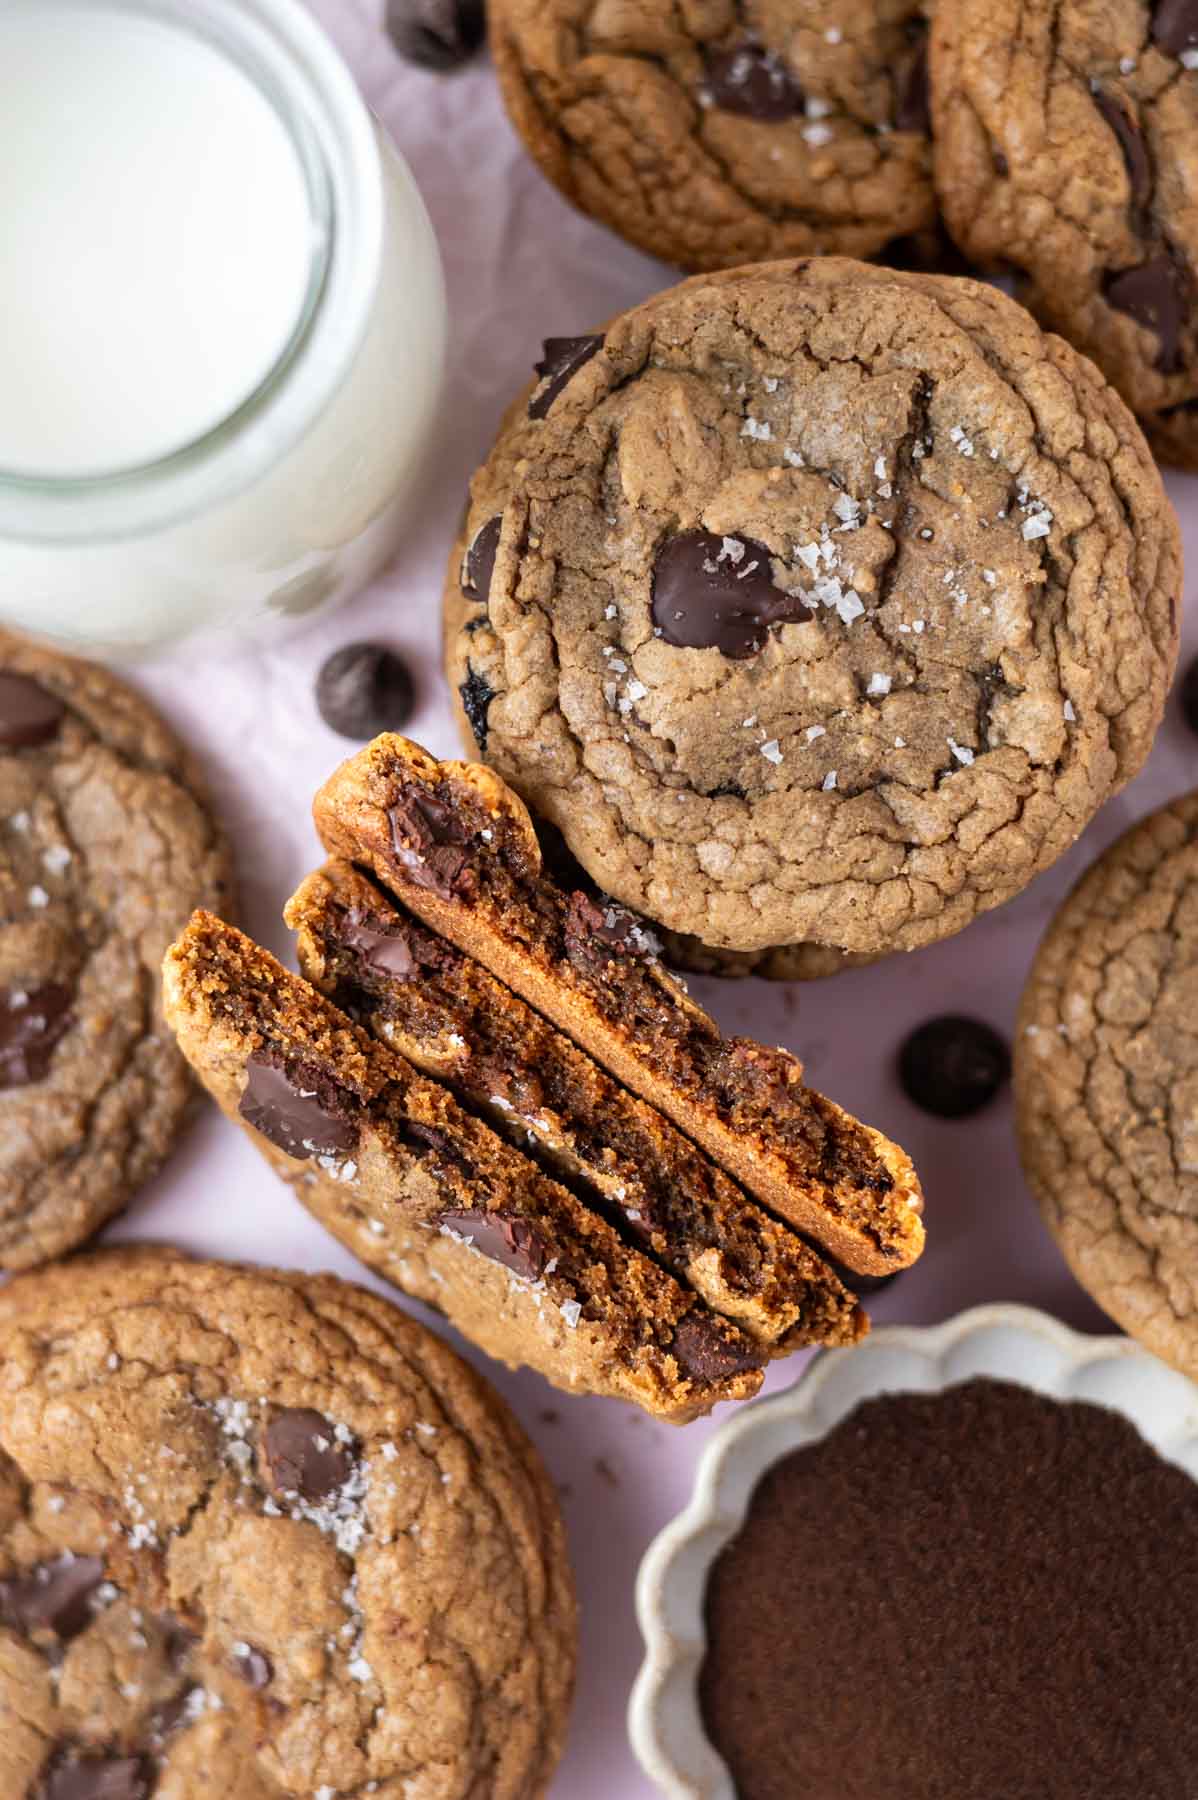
39, 1754, 153, 1800
343, 910, 420, 979
652, 530, 808, 659
895, 39, 929, 133
1179, 653, 1198, 734
0, 1555, 104, 1643
1092, 89, 1151, 216
0, 982, 74, 1089
1153, 0, 1198, 56
385, 0, 485, 69
262, 1408, 355, 1501
528, 335, 604, 420
316, 643, 415, 741
459, 665, 496, 751
0, 672, 66, 750
703, 43, 805, 119
231, 1643, 273, 1689
898, 1015, 1011, 1118
671, 1315, 765, 1385
438, 1206, 550, 1279
1104, 255, 1186, 372
388, 789, 476, 901
461, 515, 502, 603
238, 1055, 358, 1161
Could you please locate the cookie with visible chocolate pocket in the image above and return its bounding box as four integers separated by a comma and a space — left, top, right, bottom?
931, 0, 1198, 466
0, 631, 234, 1270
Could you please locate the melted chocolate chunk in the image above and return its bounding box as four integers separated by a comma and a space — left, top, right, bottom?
231, 1642, 273, 1689
461, 515, 502, 602
438, 1206, 550, 1279
1104, 255, 1187, 372
1153, 0, 1198, 56
652, 530, 808, 659
566, 891, 638, 956
0, 1555, 104, 1642
385, 0, 485, 70
238, 1056, 358, 1162
898, 1015, 1010, 1118
39, 1755, 153, 1800
343, 910, 420, 979
459, 664, 496, 751
0, 982, 74, 1088
316, 643, 415, 741
1093, 89, 1151, 215
262, 1408, 356, 1500
0, 672, 66, 749
388, 789, 476, 901
895, 39, 930, 133
703, 43, 805, 120
671, 1315, 765, 1385
528, 335, 604, 420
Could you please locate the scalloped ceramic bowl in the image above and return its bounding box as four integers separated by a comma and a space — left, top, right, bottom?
629, 1303, 1198, 1798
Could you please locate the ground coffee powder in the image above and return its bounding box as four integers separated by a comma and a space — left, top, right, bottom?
700, 1377, 1198, 1800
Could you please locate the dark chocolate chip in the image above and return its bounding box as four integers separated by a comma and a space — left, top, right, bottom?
238, 1056, 358, 1162
461, 515, 502, 603
1104, 255, 1187, 372
343, 910, 420, 979
388, 790, 476, 901
39, 1755, 153, 1800
262, 1408, 355, 1500
0, 982, 74, 1089
459, 665, 496, 751
1153, 0, 1198, 56
385, 0, 485, 69
0, 672, 66, 750
898, 1015, 1011, 1119
895, 39, 930, 133
316, 643, 415, 741
0, 1555, 104, 1642
438, 1206, 550, 1279
1092, 89, 1151, 215
671, 1315, 765, 1385
231, 1642, 273, 1689
703, 43, 805, 120
1179, 652, 1198, 734
529, 335, 604, 420
652, 530, 808, 659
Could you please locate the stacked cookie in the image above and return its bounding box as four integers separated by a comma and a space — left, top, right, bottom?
163, 734, 925, 1423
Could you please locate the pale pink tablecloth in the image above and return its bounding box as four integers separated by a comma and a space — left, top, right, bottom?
97, 5, 1198, 1794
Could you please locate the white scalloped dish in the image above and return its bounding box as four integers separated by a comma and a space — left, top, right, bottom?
629, 1303, 1198, 1799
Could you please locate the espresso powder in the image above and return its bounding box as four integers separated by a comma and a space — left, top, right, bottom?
699, 1378, 1198, 1800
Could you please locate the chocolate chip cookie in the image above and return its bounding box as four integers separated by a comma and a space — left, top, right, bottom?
444, 258, 1180, 961
0, 1248, 576, 1799
490, 0, 937, 271
1016, 791, 1198, 1378
931, 0, 1198, 467
0, 632, 234, 1270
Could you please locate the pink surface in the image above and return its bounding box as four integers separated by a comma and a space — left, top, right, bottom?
91, 6, 1198, 1795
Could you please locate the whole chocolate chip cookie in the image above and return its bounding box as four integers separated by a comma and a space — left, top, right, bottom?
444, 258, 1180, 960
0, 1248, 576, 1800
0, 632, 234, 1269
490, 0, 937, 272
931, 0, 1198, 467
1016, 791, 1198, 1378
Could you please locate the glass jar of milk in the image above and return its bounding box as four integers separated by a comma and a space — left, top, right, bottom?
0, 0, 447, 657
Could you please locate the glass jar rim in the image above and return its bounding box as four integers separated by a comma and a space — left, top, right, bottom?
0, 0, 383, 547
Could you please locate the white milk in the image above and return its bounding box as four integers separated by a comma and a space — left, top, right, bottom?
0, 0, 447, 655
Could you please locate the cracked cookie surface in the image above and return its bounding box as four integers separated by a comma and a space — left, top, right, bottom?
1016, 791, 1198, 1379
490, 0, 936, 271
931, 0, 1198, 467
0, 633, 234, 1270
0, 1248, 576, 1799
444, 257, 1179, 958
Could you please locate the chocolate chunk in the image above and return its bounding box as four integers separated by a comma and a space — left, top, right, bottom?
385, 0, 485, 70
40, 1755, 153, 1800
388, 790, 476, 901
316, 643, 415, 741
343, 910, 420, 979
459, 665, 496, 751
0, 672, 66, 749
262, 1408, 355, 1500
703, 44, 805, 120
438, 1206, 550, 1279
1153, 0, 1198, 56
1179, 652, 1198, 734
461, 515, 502, 602
895, 39, 929, 134
0, 982, 74, 1088
1092, 89, 1151, 215
401, 1119, 468, 1172
0, 1555, 104, 1642
671, 1315, 765, 1384
898, 1015, 1011, 1118
238, 1055, 358, 1161
231, 1642, 273, 1689
652, 530, 808, 659
528, 335, 604, 420
1104, 255, 1186, 372
565, 891, 642, 956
